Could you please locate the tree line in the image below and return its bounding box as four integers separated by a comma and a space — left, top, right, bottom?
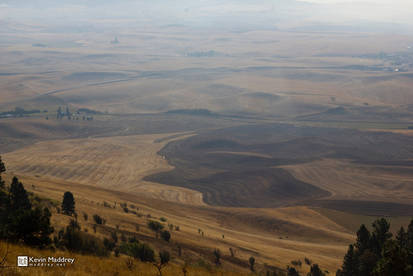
56, 106, 94, 120
337, 218, 413, 275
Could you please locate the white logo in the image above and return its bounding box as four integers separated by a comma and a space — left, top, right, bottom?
17, 256, 28, 267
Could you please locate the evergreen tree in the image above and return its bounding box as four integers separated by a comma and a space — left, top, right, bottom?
9, 176, 31, 210
307, 264, 325, 276
0, 175, 4, 190
153, 251, 170, 276
93, 214, 104, 225
62, 191, 75, 215
341, 244, 358, 276
148, 220, 164, 238
373, 240, 411, 276
4, 182, 53, 246
61, 219, 82, 251
338, 219, 413, 276
371, 218, 392, 256
0, 156, 5, 191
407, 219, 413, 251
0, 159, 53, 247
356, 224, 371, 254
358, 249, 377, 276
38, 207, 54, 246
396, 227, 408, 249
249, 256, 255, 272
406, 220, 413, 267
354, 224, 376, 276
9, 207, 54, 246
213, 249, 221, 265
0, 185, 9, 238
0, 158, 9, 238
160, 230, 171, 242
0, 156, 5, 174
159, 250, 170, 265
287, 266, 300, 276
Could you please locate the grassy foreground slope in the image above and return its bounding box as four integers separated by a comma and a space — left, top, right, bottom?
0, 242, 243, 276
1, 172, 350, 273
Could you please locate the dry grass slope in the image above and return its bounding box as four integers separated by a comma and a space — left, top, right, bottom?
1, 171, 350, 273
0, 242, 245, 276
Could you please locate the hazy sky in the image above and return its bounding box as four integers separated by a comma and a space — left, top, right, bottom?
1, 0, 412, 28
301, 0, 413, 12
302, 0, 412, 4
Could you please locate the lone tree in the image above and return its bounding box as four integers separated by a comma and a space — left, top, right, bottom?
57, 106, 63, 119
153, 250, 170, 276
229, 247, 235, 257
160, 230, 171, 242
148, 220, 164, 239
249, 256, 255, 272
10, 176, 31, 210
62, 191, 75, 216
93, 214, 105, 225
213, 249, 221, 265
0, 156, 4, 189
65, 106, 71, 119
0, 156, 5, 174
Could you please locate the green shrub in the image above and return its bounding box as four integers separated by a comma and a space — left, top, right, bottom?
160, 230, 171, 242
93, 214, 105, 225
121, 241, 155, 262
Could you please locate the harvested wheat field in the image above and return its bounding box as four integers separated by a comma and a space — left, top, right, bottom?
282, 158, 413, 204
3, 133, 203, 205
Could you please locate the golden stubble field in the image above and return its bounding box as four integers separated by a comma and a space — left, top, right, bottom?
2, 132, 353, 273
4, 133, 203, 205
282, 158, 413, 204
